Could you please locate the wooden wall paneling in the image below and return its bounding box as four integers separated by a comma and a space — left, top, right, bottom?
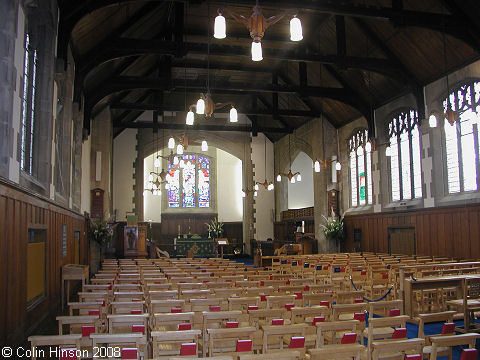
468, 208, 479, 258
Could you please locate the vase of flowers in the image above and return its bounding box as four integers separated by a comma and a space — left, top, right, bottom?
320, 210, 345, 252
205, 217, 224, 239
88, 220, 113, 270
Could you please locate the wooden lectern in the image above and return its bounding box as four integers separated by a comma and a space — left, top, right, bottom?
215, 238, 228, 258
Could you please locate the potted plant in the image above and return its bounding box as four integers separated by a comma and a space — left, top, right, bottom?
88, 220, 113, 268
205, 217, 224, 239
320, 210, 345, 252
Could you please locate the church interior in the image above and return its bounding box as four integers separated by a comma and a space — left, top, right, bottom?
1, 0, 480, 358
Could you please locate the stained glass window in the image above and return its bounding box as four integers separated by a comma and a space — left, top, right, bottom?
443, 80, 480, 193
167, 154, 211, 208
348, 129, 373, 207
387, 110, 422, 201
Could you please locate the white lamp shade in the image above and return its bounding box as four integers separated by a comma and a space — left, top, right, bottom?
152, 189, 157, 195
186, 110, 194, 125
148, 173, 154, 182
356, 146, 364, 156
173, 156, 179, 165
156, 189, 161, 196
168, 137, 175, 149
254, 191, 258, 197
177, 144, 184, 155
242, 191, 246, 198
152, 182, 157, 190
314, 160, 320, 173
254, 184, 259, 191
214, 14, 226, 39
196, 98, 205, 114
365, 141, 372, 152
251, 41, 263, 61
268, 183, 274, 191
230, 107, 238, 122
179, 159, 185, 168
429, 114, 438, 128
201, 140, 208, 151
147, 182, 153, 190
154, 157, 160, 168
290, 177, 296, 184
296, 173, 302, 182
276, 174, 281, 182
290, 17, 303, 41
335, 162, 342, 171
385, 146, 391, 157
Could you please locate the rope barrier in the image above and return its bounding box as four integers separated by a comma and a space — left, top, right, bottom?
350, 276, 393, 302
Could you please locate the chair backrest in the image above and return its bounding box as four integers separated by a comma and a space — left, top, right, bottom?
261, 324, 308, 354
417, 311, 456, 338
152, 312, 195, 331
266, 295, 296, 309
28, 335, 82, 360
228, 296, 261, 311
206, 327, 257, 357
90, 333, 145, 359
248, 309, 288, 329
290, 306, 330, 324
332, 303, 368, 321
239, 350, 302, 360
150, 329, 201, 358
107, 314, 149, 334
316, 320, 360, 346
368, 299, 403, 318
308, 344, 364, 360
56, 315, 102, 335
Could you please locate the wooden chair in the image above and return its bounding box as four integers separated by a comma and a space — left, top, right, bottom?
151, 312, 195, 331
114, 291, 144, 302
266, 295, 296, 310
261, 324, 308, 355
228, 296, 261, 312
67, 301, 104, 317
368, 299, 403, 318
150, 329, 202, 358
371, 338, 424, 360
239, 350, 301, 360
316, 320, 361, 346
206, 327, 257, 357
429, 333, 480, 360
290, 306, 330, 347
107, 314, 149, 334
90, 333, 146, 360
336, 290, 365, 304
111, 301, 145, 315
148, 290, 178, 301
56, 315, 103, 335
366, 315, 410, 359
202, 310, 244, 353
28, 334, 82, 360
150, 299, 185, 314
308, 344, 364, 360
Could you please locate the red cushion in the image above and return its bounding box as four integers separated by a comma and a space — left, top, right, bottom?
392, 327, 407, 339
272, 318, 284, 325
248, 305, 259, 311
341, 333, 357, 344
312, 316, 325, 325
236, 339, 252, 352
294, 292, 303, 300
460, 349, 478, 360
226, 321, 239, 328
340, 267, 346, 272
405, 355, 422, 360
171, 308, 182, 313
389, 308, 401, 317
130, 310, 142, 314
304, 285, 310, 291
441, 322, 455, 334
60, 348, 78, 360
285, 303, 295, 311
260, 281, 265, 286
121, 348, 138, 359
88, 310, 100, 316
354, 298, 364, 303
178, 323, 191, 330
361, 270, 367, 275
209, 305, 221, 312
382, 273, 389, 279
286, 279, 291, 285
269, 275, 273, 280
289, 336, 305, 349
180, 343, 197, 356
131, 325, 145, 335
260, 294, 267, 302
320, 301, 330, 308
353, 312, 365, 322
81, 325, 95, 337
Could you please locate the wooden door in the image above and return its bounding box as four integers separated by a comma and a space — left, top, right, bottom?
388, 227, 416, 255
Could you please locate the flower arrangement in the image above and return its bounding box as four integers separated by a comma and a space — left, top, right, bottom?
88, 220, 113, 246
320, 209, 345, 245
205, 217, 224, 238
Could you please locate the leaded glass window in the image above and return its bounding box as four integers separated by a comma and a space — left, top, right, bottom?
443, 80, 480, 194
167, 154, 210, 208
348, 129, 373, 207
20, 34, 38, 175
387, 110, 422, 201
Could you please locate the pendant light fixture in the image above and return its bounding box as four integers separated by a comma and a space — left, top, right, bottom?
214, 1, 302, 61
276, 133, 301, 183
255, 136, 274, 191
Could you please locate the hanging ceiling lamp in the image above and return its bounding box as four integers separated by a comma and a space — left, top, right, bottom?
214, 2, 303, 62
276, 134, 301, 183
255, 136, 274, 191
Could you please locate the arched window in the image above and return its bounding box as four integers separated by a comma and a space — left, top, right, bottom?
386, 110, 422, 201
443, 80, 480, 194
167, 154, 210, 208
349, 129, 373, 207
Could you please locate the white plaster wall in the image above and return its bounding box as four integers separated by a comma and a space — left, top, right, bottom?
143, 152, 162, 222
80, 136, 91, 214
252, 134, 274, 240
217, 149, 243, 222
288, 151, 314, 209
113, 129, 137, 221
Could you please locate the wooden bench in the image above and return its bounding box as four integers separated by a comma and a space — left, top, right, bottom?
429, 333, 480, 360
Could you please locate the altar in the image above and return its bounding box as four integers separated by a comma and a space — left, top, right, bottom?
174, 235, 216, 257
